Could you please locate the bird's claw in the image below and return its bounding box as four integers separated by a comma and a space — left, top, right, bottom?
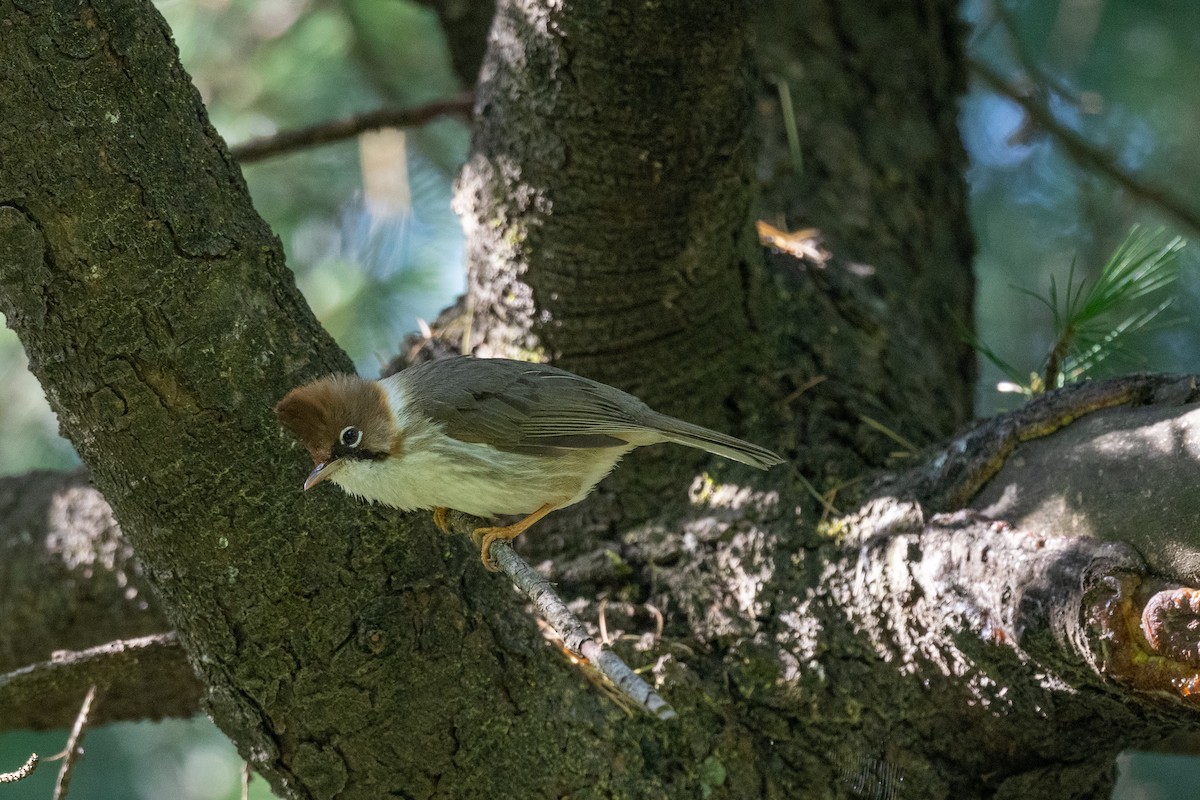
470, 526, 507, 571
469, 504, 554, 572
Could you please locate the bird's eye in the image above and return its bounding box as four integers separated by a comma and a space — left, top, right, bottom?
339, 426, 363, 448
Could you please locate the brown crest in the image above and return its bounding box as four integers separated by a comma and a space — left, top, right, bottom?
274, 374, 394, 463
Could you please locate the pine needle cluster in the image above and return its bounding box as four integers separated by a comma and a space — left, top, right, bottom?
970, 227, 1186, 395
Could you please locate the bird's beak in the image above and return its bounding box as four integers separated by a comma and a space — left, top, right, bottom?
303, 459, 345, 491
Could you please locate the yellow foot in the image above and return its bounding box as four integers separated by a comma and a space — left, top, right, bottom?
471, 503, 555, 571
432, 507, 450, 534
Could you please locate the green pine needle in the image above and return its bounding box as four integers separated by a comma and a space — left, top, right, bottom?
1071, 228, 1183, 324
968, 226, 1187, 396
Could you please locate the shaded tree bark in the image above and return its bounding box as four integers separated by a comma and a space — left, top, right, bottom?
754, 0, 977, 451
2, 1, 1198, 799
0, 470, 164, 671
456, 0, 764, 421
0, 470, 200, 728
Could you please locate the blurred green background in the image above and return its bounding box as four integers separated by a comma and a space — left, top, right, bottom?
2, 0, 1197, 796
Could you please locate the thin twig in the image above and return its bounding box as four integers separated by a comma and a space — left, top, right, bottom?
859, 414, 920, 457
598, 597, 612, 645
969, 59, 1200, 238
230, 93, 475, 163
488, 541, 678, 721
53, 685, 98, 800
0, 753, 38, 783
643, 603, 665, 642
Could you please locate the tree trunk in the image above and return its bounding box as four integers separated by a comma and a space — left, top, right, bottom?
2, 0, 1198, 798
456, 0, 764, 422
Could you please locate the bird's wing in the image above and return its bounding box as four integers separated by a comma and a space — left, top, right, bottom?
400, 357, 660, 452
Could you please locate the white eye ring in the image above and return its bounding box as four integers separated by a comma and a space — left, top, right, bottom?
339, 426, 363, 448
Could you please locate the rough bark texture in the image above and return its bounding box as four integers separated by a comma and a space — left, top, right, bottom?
4, 0, 1198, 798
456, 0, 764, 424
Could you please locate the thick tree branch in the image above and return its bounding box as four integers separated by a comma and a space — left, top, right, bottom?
0, 634, 199, 730
790, 383, 1200, 796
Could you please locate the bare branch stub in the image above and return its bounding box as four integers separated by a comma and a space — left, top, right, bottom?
1082, 573, 1200, 703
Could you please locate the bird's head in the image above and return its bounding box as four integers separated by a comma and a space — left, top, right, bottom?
274, 374, 397, 490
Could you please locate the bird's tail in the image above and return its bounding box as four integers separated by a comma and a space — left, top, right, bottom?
651, 416, 785, 470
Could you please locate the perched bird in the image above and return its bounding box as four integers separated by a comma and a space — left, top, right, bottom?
274, 356, 784, 569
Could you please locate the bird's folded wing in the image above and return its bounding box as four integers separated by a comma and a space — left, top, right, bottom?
402, 357, 659, 450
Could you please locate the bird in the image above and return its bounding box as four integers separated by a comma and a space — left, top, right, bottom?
274, 356, 785, 570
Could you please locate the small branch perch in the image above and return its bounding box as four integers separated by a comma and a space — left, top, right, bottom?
229, 94, 475, 163
488, 541, 678, 721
